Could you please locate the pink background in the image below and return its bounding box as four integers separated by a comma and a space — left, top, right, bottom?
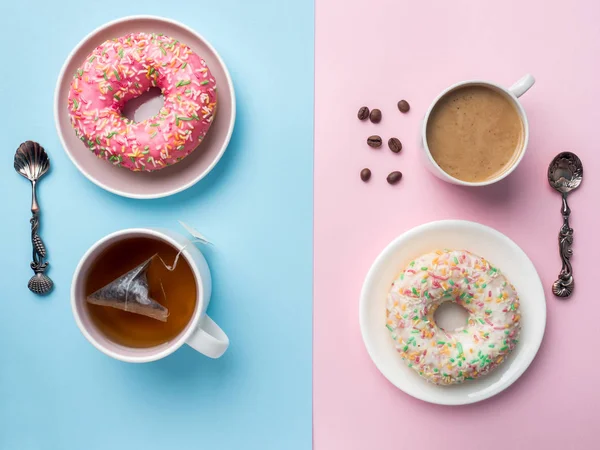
314, 1, 600, 448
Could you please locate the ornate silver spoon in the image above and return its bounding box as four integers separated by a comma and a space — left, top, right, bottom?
547, 152, 583, 298
14, 141, 54, 295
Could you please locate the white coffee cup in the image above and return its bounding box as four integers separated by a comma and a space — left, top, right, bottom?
71, 228, 229, 363
421, 74, 535, 186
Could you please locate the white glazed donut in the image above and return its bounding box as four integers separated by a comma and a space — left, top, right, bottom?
385, 249, 521, 385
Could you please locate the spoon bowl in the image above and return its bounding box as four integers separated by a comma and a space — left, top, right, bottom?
14, 141, 50, 182
548, 152, 583, 194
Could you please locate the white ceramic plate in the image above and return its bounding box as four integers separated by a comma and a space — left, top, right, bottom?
54, 16, 236, 199
359, 220, 546, 405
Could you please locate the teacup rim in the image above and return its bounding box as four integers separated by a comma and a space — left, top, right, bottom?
70, 227, 205, 363
421, 79, 530, 187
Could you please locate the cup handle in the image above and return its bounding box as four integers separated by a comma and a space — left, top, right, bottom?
186, 315, 229, 358
509, 74, 535, 98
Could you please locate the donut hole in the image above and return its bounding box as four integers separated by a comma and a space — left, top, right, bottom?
122, 87, 164, 123
434, 302, 470, 331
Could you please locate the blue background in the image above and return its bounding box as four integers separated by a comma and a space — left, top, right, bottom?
0, 1, 313, 449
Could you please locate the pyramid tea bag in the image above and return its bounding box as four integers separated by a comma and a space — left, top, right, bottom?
86, 254, 169, 322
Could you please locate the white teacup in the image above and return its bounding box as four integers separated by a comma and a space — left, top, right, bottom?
71, 228, 229, 363
421, 74, 535, 186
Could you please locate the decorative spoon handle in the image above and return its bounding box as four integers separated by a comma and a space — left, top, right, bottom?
27, 181, 53, 295
553, 193, 574, 297
30, 181, 45, 267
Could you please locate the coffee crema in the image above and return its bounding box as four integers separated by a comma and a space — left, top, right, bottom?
426, 85, 524, 183
84, 237, 197, 348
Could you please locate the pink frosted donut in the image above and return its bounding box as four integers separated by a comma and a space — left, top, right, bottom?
67, 32, 217, 172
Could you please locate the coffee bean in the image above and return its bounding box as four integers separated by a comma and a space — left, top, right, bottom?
357, 106, 370, 120
387, 171, 403, 184
388, 137, 402, 153
367, 135, 382, 148
360, 168, 371, 182
397, 100, 410, 113
369, 109, 382, 123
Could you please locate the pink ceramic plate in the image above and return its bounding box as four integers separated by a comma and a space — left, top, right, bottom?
54, 16, 236, 199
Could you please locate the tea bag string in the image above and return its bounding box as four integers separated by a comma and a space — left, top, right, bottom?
150, 239, 205, 313
156, 238, 208, 272
121, 238, 205, 313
